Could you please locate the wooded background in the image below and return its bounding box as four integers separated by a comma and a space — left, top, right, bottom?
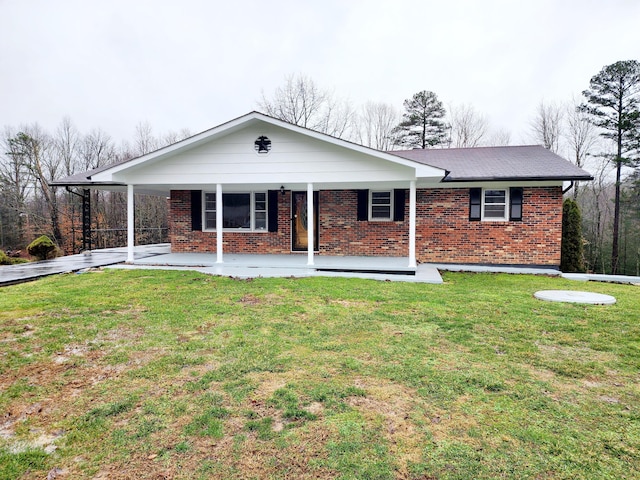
2, 64, 638, 275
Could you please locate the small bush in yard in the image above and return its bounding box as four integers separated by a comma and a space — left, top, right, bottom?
0, 251, 29, 265
27, 235, 60, 260
0, 250, 11, 265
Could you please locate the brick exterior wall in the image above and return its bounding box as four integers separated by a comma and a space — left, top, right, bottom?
415, 187, 562, 266
168, 186, 562, 266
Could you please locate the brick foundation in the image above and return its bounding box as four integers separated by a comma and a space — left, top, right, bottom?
169, 187, 562, 266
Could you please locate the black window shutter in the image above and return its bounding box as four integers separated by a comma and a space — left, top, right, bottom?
393, 189, 406, 221
357, 189, 369, 221
268, 190, 279, 232
510, 187, 523, 221
191, 190, 202, 231
469, 188, 481, 221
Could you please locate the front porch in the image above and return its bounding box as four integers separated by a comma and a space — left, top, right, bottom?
122, 249, 444, 283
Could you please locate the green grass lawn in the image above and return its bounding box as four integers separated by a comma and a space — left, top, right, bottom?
0, 269, 638, 479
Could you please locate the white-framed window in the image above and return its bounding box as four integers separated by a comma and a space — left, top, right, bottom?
482, 189, 508, 221
204, 191, 268, 231
369, 190, 393, 221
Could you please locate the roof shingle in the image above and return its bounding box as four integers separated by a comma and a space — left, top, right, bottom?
389, 145, 593, 182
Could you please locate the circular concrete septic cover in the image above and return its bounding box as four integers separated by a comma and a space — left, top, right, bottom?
534, 290, 616, 305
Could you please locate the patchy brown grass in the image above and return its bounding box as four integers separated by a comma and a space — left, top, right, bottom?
1, 270, 639, 479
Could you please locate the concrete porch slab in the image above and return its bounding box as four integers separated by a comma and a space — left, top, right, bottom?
121, 251, 442, 283
132, 252, 417, 272
110, 262, 443, 283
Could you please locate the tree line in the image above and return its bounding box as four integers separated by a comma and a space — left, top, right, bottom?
258, 63, 640, 275
1, 61, 638, 274
0, 120, 190, 255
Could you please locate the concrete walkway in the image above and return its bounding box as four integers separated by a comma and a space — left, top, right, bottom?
561, 272, 640, 285
431, 263, 640, 284
0, 244, 170, 287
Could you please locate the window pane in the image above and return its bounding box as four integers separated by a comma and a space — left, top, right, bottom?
223, 193, 251, 228
205, 212, 216, 229
255, 201, 266, 211
371, 191, 391, 204
254, 192, 266, 202
205, 193, 216, 211
484, 190, 506, 204
255, 211, 266, 229
484, 205, 506, 218
372, 206, 391, 218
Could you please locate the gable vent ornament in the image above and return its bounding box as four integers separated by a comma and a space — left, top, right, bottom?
254, 136, 272, 154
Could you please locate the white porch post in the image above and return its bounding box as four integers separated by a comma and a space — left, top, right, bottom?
126, 184, 135, 263
216, 183, 223, 263
307, 182, 314, 266
409, 180, 417, 268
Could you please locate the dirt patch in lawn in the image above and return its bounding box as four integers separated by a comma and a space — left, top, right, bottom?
345, 378, 438, 476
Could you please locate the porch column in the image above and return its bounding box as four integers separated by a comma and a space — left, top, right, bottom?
307, 182, 314, 265
216, 183, 223, 263
409, 180, 417, 268
126, 184, 134, 263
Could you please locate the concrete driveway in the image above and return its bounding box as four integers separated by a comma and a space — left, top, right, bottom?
0, 244, 170, 287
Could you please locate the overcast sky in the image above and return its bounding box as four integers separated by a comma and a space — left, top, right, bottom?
1, 0, 639, 150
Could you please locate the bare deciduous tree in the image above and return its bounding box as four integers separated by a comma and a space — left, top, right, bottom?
448, 103, 489, 148
578, 159, 614, 273
564, 97, 599, 199
162, 128, 192, 147
8, 125, 62, 244
0, 126, 30, 247
486, 128, 512, 146
55, 117, 80, 177
529, 100, 564, 152
133, 121, 159, 156
78, 129, 117, 171
356, 101, 399, 150
257, 74, 355, 139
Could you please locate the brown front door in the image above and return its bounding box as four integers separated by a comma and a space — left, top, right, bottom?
292, 191, 319, 251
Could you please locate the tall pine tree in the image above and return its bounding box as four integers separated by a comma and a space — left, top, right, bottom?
579, 60, 640, 274
394, 91, 449, 149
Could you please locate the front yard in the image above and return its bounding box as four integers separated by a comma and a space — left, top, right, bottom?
0, 269, 638, 479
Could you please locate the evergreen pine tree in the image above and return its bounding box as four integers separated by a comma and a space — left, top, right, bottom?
580, 60, 640, 274
394, 91, 449, 149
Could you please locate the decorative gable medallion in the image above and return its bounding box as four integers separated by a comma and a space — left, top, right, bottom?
254, 136, 272, 154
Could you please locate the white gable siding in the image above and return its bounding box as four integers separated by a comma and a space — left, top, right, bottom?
113, 124, 415, 185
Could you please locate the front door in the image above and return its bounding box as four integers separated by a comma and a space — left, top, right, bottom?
292, 191, 319, 251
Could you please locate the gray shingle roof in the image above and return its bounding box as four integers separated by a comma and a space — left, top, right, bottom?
49, 159, 131, 186
389, 145, 593, 182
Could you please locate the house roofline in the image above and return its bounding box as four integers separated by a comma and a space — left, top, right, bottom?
89, 111, 446, 182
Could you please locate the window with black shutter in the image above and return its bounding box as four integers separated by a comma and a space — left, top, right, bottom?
469, 188, 482, 221
191, 190, 202, 231
357, 190, 369, 221
509, 187, 523, 221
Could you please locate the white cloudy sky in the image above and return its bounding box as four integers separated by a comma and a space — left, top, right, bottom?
1, 0, 639, 147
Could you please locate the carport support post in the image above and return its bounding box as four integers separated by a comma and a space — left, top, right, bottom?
126, 184, 134, 263
307, 182, 314, 266
216, 183, 223, 263
409, 180, 416, 268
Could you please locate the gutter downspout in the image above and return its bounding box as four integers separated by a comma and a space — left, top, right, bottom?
562, 181, 574, 195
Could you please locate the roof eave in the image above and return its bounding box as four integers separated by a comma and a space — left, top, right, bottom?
441, 175, 594, 183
